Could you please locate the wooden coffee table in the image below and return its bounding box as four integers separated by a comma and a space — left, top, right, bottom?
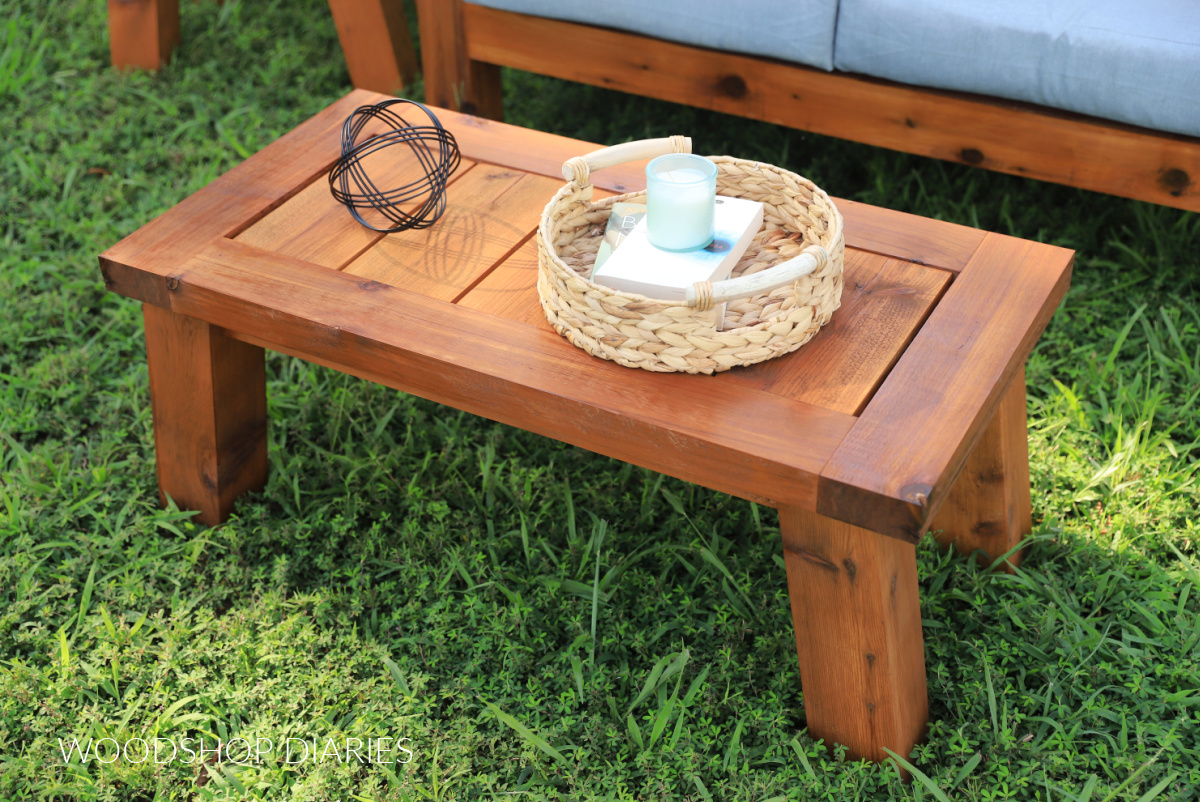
99, 89, 1073, 764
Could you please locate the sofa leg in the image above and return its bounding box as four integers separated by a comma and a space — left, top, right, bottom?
779, 505, 928, 766
415, 0, 503, 119
929, 366, 1033, 570
143, 304, 268, 526
327, 0, 417, 95
108, 0, 180, 71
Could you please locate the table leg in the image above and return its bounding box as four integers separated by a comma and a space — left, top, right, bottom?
143, 304, 267, 526
780, 506, 928, 764
107, 0, 180, 71
929, 366, 1033, 569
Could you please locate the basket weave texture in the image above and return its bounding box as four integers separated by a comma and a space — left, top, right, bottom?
537, 156, 844, 374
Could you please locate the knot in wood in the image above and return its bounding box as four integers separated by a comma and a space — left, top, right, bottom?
715, 74, 748, 99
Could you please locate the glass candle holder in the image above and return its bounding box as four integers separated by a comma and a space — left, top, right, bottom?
645, 154, 717, 252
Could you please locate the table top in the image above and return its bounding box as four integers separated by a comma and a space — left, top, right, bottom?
100, 90, 1074, 541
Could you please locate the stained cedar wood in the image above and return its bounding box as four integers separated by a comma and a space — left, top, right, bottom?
725, 251, 950, 413
428, 107, 987, 272
237, 150, 479, 270
343, 168, 561, 299
779, 506, 927, 765
929, 367, 1033, 570
819, 233, 1073, 542
414, 0, 503, 119
458, 239, 555, 325
97, 89, 1064, 537
160, 238, 856, 510
99, 88, 984, 312
459, 2, 1200, 213
461, 244, 950, 417
143, 304, 267, 526
101, 89, 386, 306
326, 0, 417, 95
107, 0, 179, 71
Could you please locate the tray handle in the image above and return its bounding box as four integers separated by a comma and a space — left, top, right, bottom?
562, 136, 691, 186
686, 246, 829, 310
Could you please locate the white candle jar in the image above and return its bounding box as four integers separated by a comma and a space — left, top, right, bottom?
645, 154, 717, 252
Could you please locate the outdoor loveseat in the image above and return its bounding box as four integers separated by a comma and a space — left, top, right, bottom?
108, 0, 1200, 210
414, 0, 1200, 212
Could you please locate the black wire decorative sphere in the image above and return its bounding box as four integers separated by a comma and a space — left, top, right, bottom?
328, 98, 461, 233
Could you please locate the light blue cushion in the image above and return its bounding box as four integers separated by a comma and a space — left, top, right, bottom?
834, 0, 1200, 138
465, 0, 840, 71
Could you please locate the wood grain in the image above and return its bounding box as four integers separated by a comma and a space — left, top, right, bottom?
929, 367, 1033, 569
456, 238, 545, 325
108, 0, 179, 71
780, 505, 928, 764
726, 250, 950, 414
143, 303, 267, 525
343, 166, 559, 300
818, 233, 1073, 542
327, 0, 417, 94
461, 3, 1200, 213
414, 0, 503, 119
236, 147, 477, 270
837, 200, 985, 274
424, 107, 988, 270
159, 238, 857, 510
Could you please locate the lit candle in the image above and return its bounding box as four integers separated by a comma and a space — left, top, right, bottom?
645, 154, 717, 252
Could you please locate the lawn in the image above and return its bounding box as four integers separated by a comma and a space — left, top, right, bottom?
2, 1, 1199, 799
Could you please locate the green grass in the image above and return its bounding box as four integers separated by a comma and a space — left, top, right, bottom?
2, 0, 1199, 799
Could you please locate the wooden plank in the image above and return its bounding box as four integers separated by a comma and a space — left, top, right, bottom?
929, 367, 1033, 570
414, 0, 502, 118
459, 242, 948, 417
780, 505, 927, 764
157, 238, 857, 510
461, 3, 1200, 213
430, 107, 650, 194
456, 239, 550, 327
143, 303, 267, 526
236, 147, 477, 270
101, 88, 393, 306
726, 250, 950, 414
108, 0, 179, 71
327, 0, 417, 94
818, 233, 1073, 542
426, 106, 987, 270
343, 166, 559, 300
455, 182, 615, 322
837, 200, 985, 274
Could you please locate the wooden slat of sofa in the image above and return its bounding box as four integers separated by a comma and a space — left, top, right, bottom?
448, 2, 1200, 213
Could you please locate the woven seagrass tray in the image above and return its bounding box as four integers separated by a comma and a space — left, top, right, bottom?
537, 136, 844, 374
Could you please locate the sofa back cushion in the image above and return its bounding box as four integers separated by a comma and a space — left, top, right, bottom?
834, 0, 1200, 138
466, 0, 840, 71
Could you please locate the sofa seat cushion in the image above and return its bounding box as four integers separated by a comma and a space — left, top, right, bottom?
834, 0, 1200, 138
465, 0, 840, 71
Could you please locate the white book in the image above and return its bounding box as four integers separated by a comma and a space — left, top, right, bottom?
591, 195, 764, 302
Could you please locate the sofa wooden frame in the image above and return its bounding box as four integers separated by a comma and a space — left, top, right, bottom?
414, 0, 1200, 213
109, 0, 1200, 212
